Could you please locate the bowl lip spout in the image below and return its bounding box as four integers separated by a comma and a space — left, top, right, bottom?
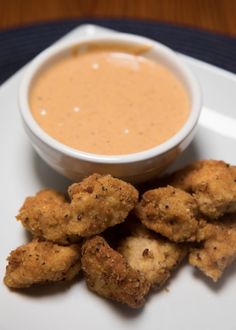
19, 32, 202, 165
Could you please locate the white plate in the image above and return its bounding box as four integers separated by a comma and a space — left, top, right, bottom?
1, 24, 236, 330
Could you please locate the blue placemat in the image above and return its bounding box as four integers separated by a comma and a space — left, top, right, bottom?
1, 18, 236, 84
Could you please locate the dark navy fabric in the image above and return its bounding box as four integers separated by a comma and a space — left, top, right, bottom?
0, 18, 236, 84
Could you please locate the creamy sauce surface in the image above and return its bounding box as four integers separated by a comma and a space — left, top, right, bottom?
30, 46, 190, 155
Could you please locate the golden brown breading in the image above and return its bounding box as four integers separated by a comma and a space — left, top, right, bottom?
17, 174, 138, 244
81, 236, 150, 308
118, 224, 187, 288
67, 174, 139, 237
16, 189, 71, 244
168, 160, 236, 219
231, 166, 236, 181
136, 186, 199, 242
4, 239, 81, 288
189, 214, 236, 282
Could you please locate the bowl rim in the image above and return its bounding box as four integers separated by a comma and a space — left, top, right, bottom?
19, 32, 202, 164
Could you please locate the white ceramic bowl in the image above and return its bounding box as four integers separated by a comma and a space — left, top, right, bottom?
19, 33, 202, 184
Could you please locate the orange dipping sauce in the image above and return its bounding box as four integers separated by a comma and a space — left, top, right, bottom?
30, 44, 190, 155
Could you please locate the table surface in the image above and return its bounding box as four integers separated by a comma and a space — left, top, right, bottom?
1, 0, 236, 37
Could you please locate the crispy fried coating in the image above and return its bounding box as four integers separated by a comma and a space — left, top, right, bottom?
67, 174, 138, 237
231, 166, 236, 181
189, 215, 236, 281
168, 160, 236, 219
17, 174, 138, 244
81, 236, 150, 308
4, 239, 81, 288
136, 186, 199, 242
118, 224, 186, 288
16, 189, 71, 244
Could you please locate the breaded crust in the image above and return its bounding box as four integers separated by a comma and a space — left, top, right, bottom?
68, 174, 139, 237
16, 189, 70, 244
118, 224, 187, 288
136, 186, 199, 242
17, 174, 138, 244
168, 160, 236, 219
4, 239, 81, 288
189, 214, 236, 281
81, 236, 150, 308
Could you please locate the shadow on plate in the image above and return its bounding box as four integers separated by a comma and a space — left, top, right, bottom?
23, 229, 33, 243
191, 261, 236, 292
9, 275, 83, 298
92, 292, 146, 318
32, 151, 71, 191
102, 298, 145, 318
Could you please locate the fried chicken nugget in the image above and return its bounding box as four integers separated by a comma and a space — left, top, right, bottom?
16, 189, 71, 244
67, 174, 139, 237
17, 174, 138, 244
136, 186, 199, 242
189, 215, 236, 282
81, 236, 150, 308
118, 224, 187, 288
168, 160, 236, 219
4, 239, 81, 288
